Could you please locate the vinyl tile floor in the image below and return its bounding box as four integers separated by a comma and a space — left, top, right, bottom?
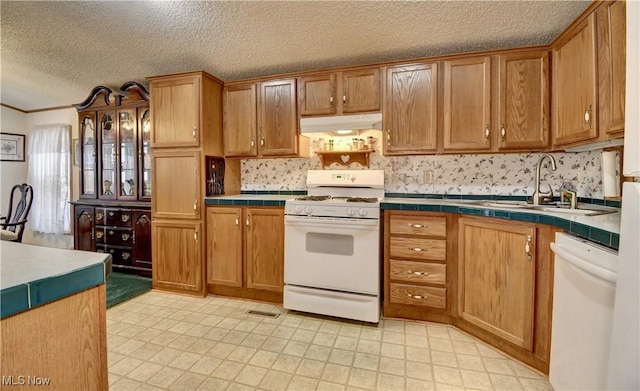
107, 291, 553, 391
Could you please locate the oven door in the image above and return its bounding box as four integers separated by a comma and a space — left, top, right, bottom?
284, 215, 380, 295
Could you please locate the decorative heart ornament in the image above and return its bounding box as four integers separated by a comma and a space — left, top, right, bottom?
340, 155, 350, 163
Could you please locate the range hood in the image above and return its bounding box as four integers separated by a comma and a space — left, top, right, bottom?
300, 113, 382, 134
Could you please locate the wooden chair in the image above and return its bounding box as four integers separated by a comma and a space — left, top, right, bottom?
1, 183, 33, 242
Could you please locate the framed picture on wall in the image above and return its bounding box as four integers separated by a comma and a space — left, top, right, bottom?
0, 133, 25, 162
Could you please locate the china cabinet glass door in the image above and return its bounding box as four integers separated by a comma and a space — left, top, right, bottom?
80, 113, 97, 198
119, 109, 137, 200
99, 111, 117, 199
139, 109, 152, 200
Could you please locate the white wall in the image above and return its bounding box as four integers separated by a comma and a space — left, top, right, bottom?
0, 106, 28, 213
0, 107, 78, 249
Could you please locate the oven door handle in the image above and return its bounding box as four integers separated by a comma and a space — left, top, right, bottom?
285, 215, 379, 228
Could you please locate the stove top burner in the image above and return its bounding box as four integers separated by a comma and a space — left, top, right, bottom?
294, 195, 331, 201
345, 197, 379, 203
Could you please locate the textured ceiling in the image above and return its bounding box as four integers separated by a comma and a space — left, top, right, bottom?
1, 1, 590, 112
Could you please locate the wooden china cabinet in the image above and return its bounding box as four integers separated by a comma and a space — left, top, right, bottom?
71, 82, 152, 276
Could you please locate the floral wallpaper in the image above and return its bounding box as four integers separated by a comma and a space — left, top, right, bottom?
240, 133, 616, 199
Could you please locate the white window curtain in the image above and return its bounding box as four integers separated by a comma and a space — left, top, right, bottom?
27, 123, 71, 234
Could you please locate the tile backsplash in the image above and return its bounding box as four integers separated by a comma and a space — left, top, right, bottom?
241, 134, 614, 199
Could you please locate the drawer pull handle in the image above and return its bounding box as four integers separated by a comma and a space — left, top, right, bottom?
408, 223, 427, 228
408, 271, 429, 276
407, 293, 427, 300
95, 230, 102, 239
122, 252, 130, 260
122, 233, 130, 241
409, 247, 423, 252
96, 212, 104, 220
121, 214, 130, 222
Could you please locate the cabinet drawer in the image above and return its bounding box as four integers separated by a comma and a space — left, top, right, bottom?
390, 215, 446, 237
389, 237, 446, 261
95, 208, 132, 227
96, 227, 133, 246
389, 283, 446, 309
390, 260, 446, 285
97, 245, 133, 266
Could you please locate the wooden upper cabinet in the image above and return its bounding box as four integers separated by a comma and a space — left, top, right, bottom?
552, 13, 598, 147
151, 150, 200, 220
245, 208, 284, 292
206, 207, 243, 288
383, 63, 438, 155
342, 68, 380, 113
150, 75, 200, 148
443, 56, 492, 151
223, 83, 258, 157
597, 0, 626, 139
299, 74, 337, 116
259, 79, 298, 156
458, 217, 536, 352
497, 51, 550, 151
298, 68, 380, 117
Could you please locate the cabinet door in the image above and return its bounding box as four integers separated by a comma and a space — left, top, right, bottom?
259, 79, 298, 156
206, 207, 243, 287
138, 108, 152, 201
132, 210, 152, 272
597, 1, 626, 138
74, 206, 95, 251
443, 56, 492, 151
384, 63, 438, 154
458, 217, 536, 351
118, 109, 138, 200
223, 83, 258, 157
98, 110, 117, 200
498, 51, 550, 151
552, 14, 598, 146
342, 68, 380, 113
152, 220, 203, 294
299, 74, 337, 116
245, 208, 284, 292
79, 113, 97, 199
150, 75, 200, 148
152, 150, 200, 220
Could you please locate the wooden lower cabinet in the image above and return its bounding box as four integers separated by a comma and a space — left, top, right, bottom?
457, 217, 536, 351
383, 211, 556, 374
206, 206, 284, 302
152, 220, 204, 295
383, 211, 452, 323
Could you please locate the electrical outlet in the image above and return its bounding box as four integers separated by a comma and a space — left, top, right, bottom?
424, 170, 434, 184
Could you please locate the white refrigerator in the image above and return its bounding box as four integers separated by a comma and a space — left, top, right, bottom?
606, 1, 640, 389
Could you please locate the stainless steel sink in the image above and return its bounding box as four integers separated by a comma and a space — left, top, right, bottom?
526, 205, 617, 216
478, 200, 530, 208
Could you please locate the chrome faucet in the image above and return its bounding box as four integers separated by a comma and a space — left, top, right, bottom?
532, 154, 557, 205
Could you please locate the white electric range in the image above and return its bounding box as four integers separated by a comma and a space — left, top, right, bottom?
283, 169, 385, 323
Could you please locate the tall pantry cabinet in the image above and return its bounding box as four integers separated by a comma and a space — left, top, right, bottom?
149, 71, 240, 296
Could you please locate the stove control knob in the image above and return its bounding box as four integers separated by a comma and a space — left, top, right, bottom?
358, 208, 367, 217
304, 206, 313, 215
294, 206, 303, 214
346, 207, 355, 216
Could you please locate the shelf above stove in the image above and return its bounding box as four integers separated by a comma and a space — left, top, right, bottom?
314, 149, 374, 168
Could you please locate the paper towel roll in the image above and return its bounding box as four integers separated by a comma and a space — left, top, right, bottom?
602, 151, 620, 197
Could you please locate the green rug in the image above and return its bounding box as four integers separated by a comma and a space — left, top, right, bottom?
106, 272, 152, 308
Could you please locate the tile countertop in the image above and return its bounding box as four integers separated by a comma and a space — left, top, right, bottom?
0, 242, 112, 319
204, 193, 620, 250
381, 197, 621, 250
